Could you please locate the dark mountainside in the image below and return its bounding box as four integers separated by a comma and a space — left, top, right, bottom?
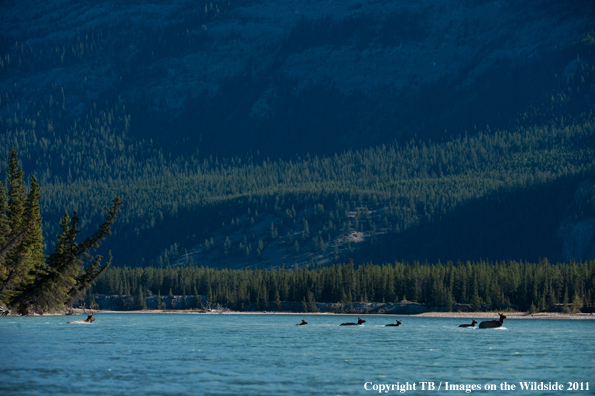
1, 0, 595, 269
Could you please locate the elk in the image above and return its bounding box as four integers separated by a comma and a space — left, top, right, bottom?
67, 308, 96, 324
340, 317, 366, 326
296, 319, 308, 326
478, 313, 506, 328
385, 320, 402, 327
459, 319, 477, 328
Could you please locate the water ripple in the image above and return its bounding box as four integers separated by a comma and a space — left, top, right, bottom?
0, 314, 593, 395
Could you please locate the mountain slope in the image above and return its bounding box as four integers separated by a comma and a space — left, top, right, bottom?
0, 0, 594, 267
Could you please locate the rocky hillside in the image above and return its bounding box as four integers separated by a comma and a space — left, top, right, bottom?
1, 0, 593, 158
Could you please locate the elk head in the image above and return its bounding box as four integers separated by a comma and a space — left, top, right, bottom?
83, 308, 96, 323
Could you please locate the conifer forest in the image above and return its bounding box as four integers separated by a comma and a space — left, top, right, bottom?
1, 0, 595, 313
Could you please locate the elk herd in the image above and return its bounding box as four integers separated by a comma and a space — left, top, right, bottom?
293, 313, 507, 328
68, 308, 508, 330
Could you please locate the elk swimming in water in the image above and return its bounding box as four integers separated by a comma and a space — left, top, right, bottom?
478, 313, 506, 328
296, 319, 308, 325
340, 317, 366, 326
385, 320, 402, 327
67, 308, 96, 324
459, 319, 477, 328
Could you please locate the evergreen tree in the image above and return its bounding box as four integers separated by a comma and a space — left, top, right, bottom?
445, 293, 453, 312
84, 289, 97, 309
547, 289, 557, 311
22, 176, 45, 275
6, 147, 26, 234
571, 293, 583, 313
192, 286, 202, 309
0, 225, 32, 304
471, 293, 481, 312
223, 237, 231, 256
0, 175, 12, 291
0, 172, 10, 247
157, 289, 162, 310
562, 289, 570, 313
302, 219, 309, 240
307, 291, 319, 312
0, 149, 37, 303
137, 286, 146, 310
8, 196, 123, 314
274, 289, 281, 311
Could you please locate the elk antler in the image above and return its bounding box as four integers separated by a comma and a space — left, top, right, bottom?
81, 306, 95, 316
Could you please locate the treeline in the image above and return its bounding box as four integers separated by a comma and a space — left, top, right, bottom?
91, 259, 595, 313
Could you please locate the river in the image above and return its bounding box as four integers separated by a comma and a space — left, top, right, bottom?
0, 314, 593, 395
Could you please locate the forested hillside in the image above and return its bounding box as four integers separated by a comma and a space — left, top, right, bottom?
0, 0, 594, 269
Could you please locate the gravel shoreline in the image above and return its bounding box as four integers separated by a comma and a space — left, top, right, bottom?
67, 309, 595, 319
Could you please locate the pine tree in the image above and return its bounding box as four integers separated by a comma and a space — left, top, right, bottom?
223, 237, 231, 256
0, 224, 33, 305
167, 287, 176, 309
157, 289, 162, 310
9, 197, 123, 314
445, 293, 454, 312
0, 175, 11, 288
274, 289, 281, 311
571, 293, 583, 313
192, 286, 201, 309
547, 289, 557, 312
562, 289, 570, 313
6, 147, 26, 234
0, 149, 36, 303
137, 286, 146, 310
307, 291, 319, 312
302, 218, 309, 240
471, 293, 481, 312
22, 176, 45, 275
0, 172, 11, 247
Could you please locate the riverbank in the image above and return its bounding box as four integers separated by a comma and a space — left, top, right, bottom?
71, 308, 595, 319
81, 295, 595, 315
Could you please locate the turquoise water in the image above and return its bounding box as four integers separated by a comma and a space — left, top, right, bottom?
0, 314, 593, 395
